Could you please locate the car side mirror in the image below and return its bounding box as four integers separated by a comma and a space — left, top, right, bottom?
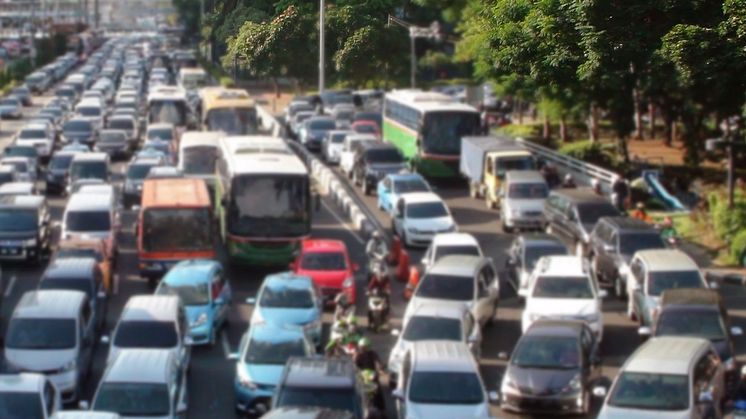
227, 352, 240, 361
391, 389, 404, 400
391, 329, 400, 337
78, 400, 90, 410
592, 386, 607, 398
497, 351, 510, 361
732, 326, 743, 336
488, 390, 500, 403
598, 289, 608, 299
637, 326, 651, 336
101, 335, 110, 344
184, 336, 194, 346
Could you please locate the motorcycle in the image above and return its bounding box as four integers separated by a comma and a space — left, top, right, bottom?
367, 287, 389, 332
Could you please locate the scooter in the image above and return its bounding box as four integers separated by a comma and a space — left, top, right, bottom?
367, 287, 389, 332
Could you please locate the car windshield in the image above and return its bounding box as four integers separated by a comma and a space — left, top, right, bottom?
244, 337, 307, 364
64, 120, 92, 132
148, 128, 173, 141
512, 335, 580, 369
0, 99, 17, 106
6, 318, 76, 349
433, 245, 480, 261
330, 133, 347, 144
355, 124, 378, 134
157, 282, 210, 306
277, 387, 357, 414
393, 179, 429, 194
77, 107, 100, 117
206, 108, 258, 135
0, 209, 37, 232
260, 285, 314, 309
532, 276, 594, 299
100, 132, 126, 143
18, 130, 46, 140
422, 111, 481, 155
309, 119, 336, 130
524, 244, 567, 271
57, 248, 101, 262
143, 208, 212, 252
127, 163, 154, 180
109, 119, 134, 130
148, 100, 186, 126
403, 316, 462, 341
408, 371, 484, 405
366, 149, 402, 164
416, 274, 474, 301
0, 392, 44, 419
656, 310, 726, 341
114, 320, 178, 348
300, 251, 346, 270
70, 162, 107, 180
65, 210, 110, 232
608, 372, 689, 410
407, 202, 448, 219
576, 203, 620, 225
508, 183, 548, 199
647, 271, 703, 296
93, 383, 170, 416
182, 146, 217, 175
39, 277, 92, 298
619, 233, 665, 255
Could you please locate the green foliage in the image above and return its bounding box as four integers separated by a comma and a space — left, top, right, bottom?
707, 191, 746, 243
731, 230, 746, 266
496, 123, 541, 138
557, 140, 615, 167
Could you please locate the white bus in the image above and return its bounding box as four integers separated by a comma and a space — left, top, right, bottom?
178, 131, 225, 200
147, 85, 193, 133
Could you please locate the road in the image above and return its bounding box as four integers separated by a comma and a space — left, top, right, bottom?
1, 86, 745, 419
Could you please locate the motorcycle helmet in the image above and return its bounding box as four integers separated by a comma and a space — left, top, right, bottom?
359, 337, 371, 348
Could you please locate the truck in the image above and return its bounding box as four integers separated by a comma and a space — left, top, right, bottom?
460, 136, 536, 209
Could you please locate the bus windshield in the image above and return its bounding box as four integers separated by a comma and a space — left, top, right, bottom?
182, 146, 218, 175
206, 108, 258, 135
423, 112, 480, 155
228, 175, 310, 238
143, 208, 212, 252
148, 100, 187, 126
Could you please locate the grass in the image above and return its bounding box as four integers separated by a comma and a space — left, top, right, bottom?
650, 211, 736, 266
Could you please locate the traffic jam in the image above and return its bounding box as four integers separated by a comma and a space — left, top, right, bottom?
0, 31, 742, 419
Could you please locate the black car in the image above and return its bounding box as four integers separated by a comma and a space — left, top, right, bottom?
499, 320, 601, 415
645, 289, 742, 388
589, 216, 666, 297
351, 143, 406, 195
46, 151, 80, 195
506, 234, 569, 298
0, 195, 51, 264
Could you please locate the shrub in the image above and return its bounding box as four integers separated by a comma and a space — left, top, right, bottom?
496, 123, 542, 138
558, 140, 615, 167
707, 191, 746, 243
730, 230, 746, 267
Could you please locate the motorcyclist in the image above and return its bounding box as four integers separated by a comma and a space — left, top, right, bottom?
562, 173, 577, 188
659, 216, 678, 244
334, 292, 354, 322
354, 337, 385, 411
366, 231, 388, 263
631, 202, 652, 223
591, 178, 603, 195
611, 175, 629, 211
367, 264, 391, 329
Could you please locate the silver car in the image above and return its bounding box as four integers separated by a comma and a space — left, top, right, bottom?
499, 170, 548, 233
0, 96, 23, 119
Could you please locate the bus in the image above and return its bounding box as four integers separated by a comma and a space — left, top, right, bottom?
383, 90, 481, 177
216, 136, 311, 265
200, 87, 259, 136
147, 85, 193, 136
178, 68, 209, 92
137, 178, 216, 282
178, 131, 225, 202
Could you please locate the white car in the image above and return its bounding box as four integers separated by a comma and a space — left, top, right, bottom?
16, 123, 55, 159
340, 133, 378, 177
393, 192, 456, 247
0, 156, 36, 182
290, 110, 314, 137
521, 255, 606, 340
322, 130, 351, 164
421, 232, 482, 272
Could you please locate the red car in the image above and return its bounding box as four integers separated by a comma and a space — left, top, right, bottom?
291, 239, 358, 304
351, 120, 381, 138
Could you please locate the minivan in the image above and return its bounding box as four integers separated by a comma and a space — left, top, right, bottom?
61, 191, 119, 256
0, 372, 61, 419
500, 170, 548, 233
4, 290, 96, 402
39, 257, 107, 332
0, 195, 51, 263
67, 153, 110, 193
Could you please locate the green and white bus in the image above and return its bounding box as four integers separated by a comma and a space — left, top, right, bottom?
216, 136, 311, 265
383, 90, 481, 178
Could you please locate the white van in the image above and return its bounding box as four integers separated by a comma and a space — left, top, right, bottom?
61, 190, 119, 257
177, 131, 223, 195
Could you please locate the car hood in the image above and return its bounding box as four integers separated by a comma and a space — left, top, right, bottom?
245, 363, 284, 387
5, 347, 77, 371
508, 366, 578, 396
527, 298, 598, 318
505, 198, 545, 213
597, 405, 691, 419
185, 305, 211, 324
0, 230, 37, 240
407, 297, 469, 320
297, 269, 348, 288
256, 306, 318, 327
406, 216, 454, 231
406, 401, 491, 419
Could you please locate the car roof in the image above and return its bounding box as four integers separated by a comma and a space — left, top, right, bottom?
283, 357, 356, 389
302, 239, 347, 253
52, 411, 121, 419
21, 122, 48, 130
661, 289, 722, 308
44, 257, 97, 279
13, 290, 86, 319
387, 173, 425, 183
103, 349, 173, 384
519, 233, 567, 248
162, 259, 221, 285
505, 170, 545, 184
634, 249, 699, 272
624, 336, 710, 375
260, 407, 354, 419
248, 323, 307, 345
0, 194, 43, 208
525, 319, 586, 338
0, 182, 34, 193
66, 192, 112, 212
72, 152, 108, 162
0, 373, 45, 393
120, 295, 180, 322
431, 233, 479, 248
400, 192, 443, 204
534, 255, 586, 277
264, 272, 314, 291
409, 302, 466, 319
147, 122, 174, 130
427, 255, 484, 277
411, 340, 477, 372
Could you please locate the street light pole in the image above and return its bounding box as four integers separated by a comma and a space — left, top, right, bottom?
319, 0, 325, 93
388, 16, 441, 89
409, 28, 415, 88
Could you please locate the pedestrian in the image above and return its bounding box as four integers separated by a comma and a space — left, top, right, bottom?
591, 179, 603, 195
630, 202, 652, 223
611, 175, 629, 211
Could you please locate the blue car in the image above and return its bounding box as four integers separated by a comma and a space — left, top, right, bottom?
248, 272, 322, 346
233, 323, 316, 415
376, 173, 431, 215
155, 259, 232, 346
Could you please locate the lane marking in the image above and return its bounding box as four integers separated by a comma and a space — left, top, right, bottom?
4, 274, 16, 298
321, 200, 365, 245
221, 331, 232, 360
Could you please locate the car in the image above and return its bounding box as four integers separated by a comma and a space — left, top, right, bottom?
146, 122, 176, 143
389, 304, 481, 382
123, 156, 162, 207
94, 130, 131, 159
25, 71, 52, 93
595, 336, 726, 419
0, 373, 61, 419
521, 256, 606, 339
299, 116, 336, 150
272, 357, 367, 418
0, 166, 17, 186
331, 104, 355, 129
143, 138, 174, 164
106, 115, 140, 147
0, 182, 36, 197
291, 239, 358, 306
0, 96, 23, 119
340, 134, 379, 179
589, 216, 667, 298
643, 289, 742, 387
500, 320, 601, 415
61, 191, 120, 259
67, 153, 111, 194
0, 195, 51, 263
62, 118, 97, 146
248, 272, 323, 346
233, 323, 316, 416
3, 143, 39, 168
506, 234, 569, 298
351, 120, 381, 137
321, 130, 351, 163
405, 255, 499, 328
55, 85, 79, 104
499, 170, 549, 233
544, 188, 621, 255
4, 290, 96, 402
56, 238, 115, 295
377, 173, 431, 216
284, 100, 314, 125
88, 349, 187, 418
392, 340, 493, 419
290, 110, 314, 138
627, 249, 710, 326
74, 99, 105, 130
155, 260, 231, 346
10, 86, 31, 106
352, 111, 382, 129
420, 232, 482, 272
15, 123, 54, 160
392, 192, 457, 247
351, 143, 407, 195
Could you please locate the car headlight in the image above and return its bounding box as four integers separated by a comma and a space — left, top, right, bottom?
584, 312, 600, 323
501, 375, 519, 394
342, 277, 354, 288
236, 364, 257, 390
561, 374, 582, 394
22, 238, 37, 247
408, 227, 421, 234
191, 313, 208, 328
61, 359, 77, 373
725, 357, 736, 371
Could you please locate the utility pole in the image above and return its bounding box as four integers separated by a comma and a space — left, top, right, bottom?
318, 0, 325, 93
387, 16, 442, 89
